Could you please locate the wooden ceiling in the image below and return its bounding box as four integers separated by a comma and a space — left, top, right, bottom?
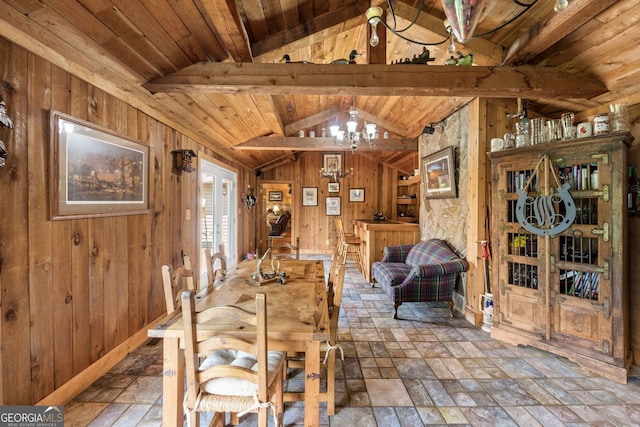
0, 0, 638, 173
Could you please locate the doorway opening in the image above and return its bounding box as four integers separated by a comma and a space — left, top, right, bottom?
259, 181, 294, 254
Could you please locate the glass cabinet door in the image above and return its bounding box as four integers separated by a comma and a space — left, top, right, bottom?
549, 152, 613, 355
496, 160, 546, 335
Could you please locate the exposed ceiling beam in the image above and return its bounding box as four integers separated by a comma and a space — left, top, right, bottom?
283, 107, 341, 136
234, 137, 417, 151
355, 108, 407, 138
144, 62, 607, 98
391, 2, 503, 65
251, 2, 366, 58
196, 0, 253, 62
503, 0, 618, 65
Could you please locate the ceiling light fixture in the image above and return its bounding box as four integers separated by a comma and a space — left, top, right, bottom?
329, 106, 377, 153
365, 0, 545, 48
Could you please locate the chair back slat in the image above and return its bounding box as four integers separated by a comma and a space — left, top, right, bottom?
161, 255, 195, 314
271, 237, 300, 260
205, 244, 227, 289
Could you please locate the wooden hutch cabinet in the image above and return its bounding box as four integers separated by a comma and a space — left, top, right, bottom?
488, 132, 633, 383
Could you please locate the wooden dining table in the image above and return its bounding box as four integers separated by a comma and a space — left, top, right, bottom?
148, 258, 329, 426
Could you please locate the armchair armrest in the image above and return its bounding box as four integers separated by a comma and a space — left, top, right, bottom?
380, 244, 414, 263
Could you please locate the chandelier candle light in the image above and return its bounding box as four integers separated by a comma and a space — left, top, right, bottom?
330, 107, 377, 153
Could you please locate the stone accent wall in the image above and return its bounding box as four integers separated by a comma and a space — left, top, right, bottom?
418, 105, 470, 312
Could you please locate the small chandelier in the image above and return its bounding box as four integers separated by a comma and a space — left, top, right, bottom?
329, 107, 376, 153
319, 167, 354, 182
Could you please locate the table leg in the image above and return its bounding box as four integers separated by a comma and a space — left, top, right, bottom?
304, 340, 321, 426
163, 337, 185, 426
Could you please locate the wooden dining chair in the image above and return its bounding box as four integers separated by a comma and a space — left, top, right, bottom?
286, 256, 346, 415
323, 261, 346, 415
181, 291, 285, 427
271, 237, 300, 260
204, 244, 227, 289
161, 254, 195, 314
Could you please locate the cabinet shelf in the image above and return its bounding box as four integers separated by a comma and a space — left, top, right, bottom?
395, 174, 420, 221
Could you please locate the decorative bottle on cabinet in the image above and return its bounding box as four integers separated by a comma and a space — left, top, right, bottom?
488, 131, 632, 384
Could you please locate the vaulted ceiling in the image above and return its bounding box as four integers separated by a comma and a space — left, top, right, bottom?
0, 0, 638, 173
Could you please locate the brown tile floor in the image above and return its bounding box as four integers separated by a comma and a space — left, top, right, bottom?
65, 255, 640, 426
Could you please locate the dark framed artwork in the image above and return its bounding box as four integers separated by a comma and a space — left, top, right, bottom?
49, 111, 149, 220
328, 182, 340, 193
349, 188, 365, 202
268, 191, 283, 201
325, 196, 341, 216
423, 146, 456, 199
302, 187, 318, 206
323, 152, 343, 172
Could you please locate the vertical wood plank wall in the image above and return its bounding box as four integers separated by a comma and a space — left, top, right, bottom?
260, 152, 397, 253
0, 40, 252, 404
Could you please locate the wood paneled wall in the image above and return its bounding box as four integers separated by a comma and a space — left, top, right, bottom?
0, 39, 252, 405
259, 152, 398, 253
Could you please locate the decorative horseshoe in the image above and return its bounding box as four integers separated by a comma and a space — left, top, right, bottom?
514, 154, 577, 237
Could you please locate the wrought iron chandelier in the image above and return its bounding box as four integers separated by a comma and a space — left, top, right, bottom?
329, 107, 377, 153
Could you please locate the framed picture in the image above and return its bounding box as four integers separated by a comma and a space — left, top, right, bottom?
423, 146, 456, 199
268, 191, 283, 201
323, 152, 343, 172
328, 182, 340, 193
325, 196, 341, 216
49, 111, 149, 220
349, 188, 365, 202
302, 187, 318, 206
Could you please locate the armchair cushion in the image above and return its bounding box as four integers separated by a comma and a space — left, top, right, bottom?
372, 239, 468, 318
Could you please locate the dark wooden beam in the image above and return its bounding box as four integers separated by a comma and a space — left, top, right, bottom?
144, 62, 607, 99
234, 137, 417, 151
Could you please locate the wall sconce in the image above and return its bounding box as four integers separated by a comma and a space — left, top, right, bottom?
171, 149, 196, 173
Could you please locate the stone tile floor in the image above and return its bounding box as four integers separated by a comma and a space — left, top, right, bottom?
65, 255, 640, 426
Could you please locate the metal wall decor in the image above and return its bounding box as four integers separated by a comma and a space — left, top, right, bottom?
515, 154, 576, 236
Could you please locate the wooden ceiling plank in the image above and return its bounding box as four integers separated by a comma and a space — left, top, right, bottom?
502, 0, 619, 65
143, 62, 607, 99
238, 0, 270, 41
111, 0, 193, 69
168, 0, 229, 61
283, 107, 341, 135
234, 136, 417, 151
253, 95, 285, 136
195, 0, 253, 62
251, 2, 365, 57
391, 2, 503, 65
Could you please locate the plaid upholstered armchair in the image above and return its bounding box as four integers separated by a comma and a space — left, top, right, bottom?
371, 239, 468, 319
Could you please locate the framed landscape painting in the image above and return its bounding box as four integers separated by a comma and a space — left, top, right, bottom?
423, 146, 456, 199
49, 111, 149, 220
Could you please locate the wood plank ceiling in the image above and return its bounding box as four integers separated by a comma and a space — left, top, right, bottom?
0, 0, 639, 173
